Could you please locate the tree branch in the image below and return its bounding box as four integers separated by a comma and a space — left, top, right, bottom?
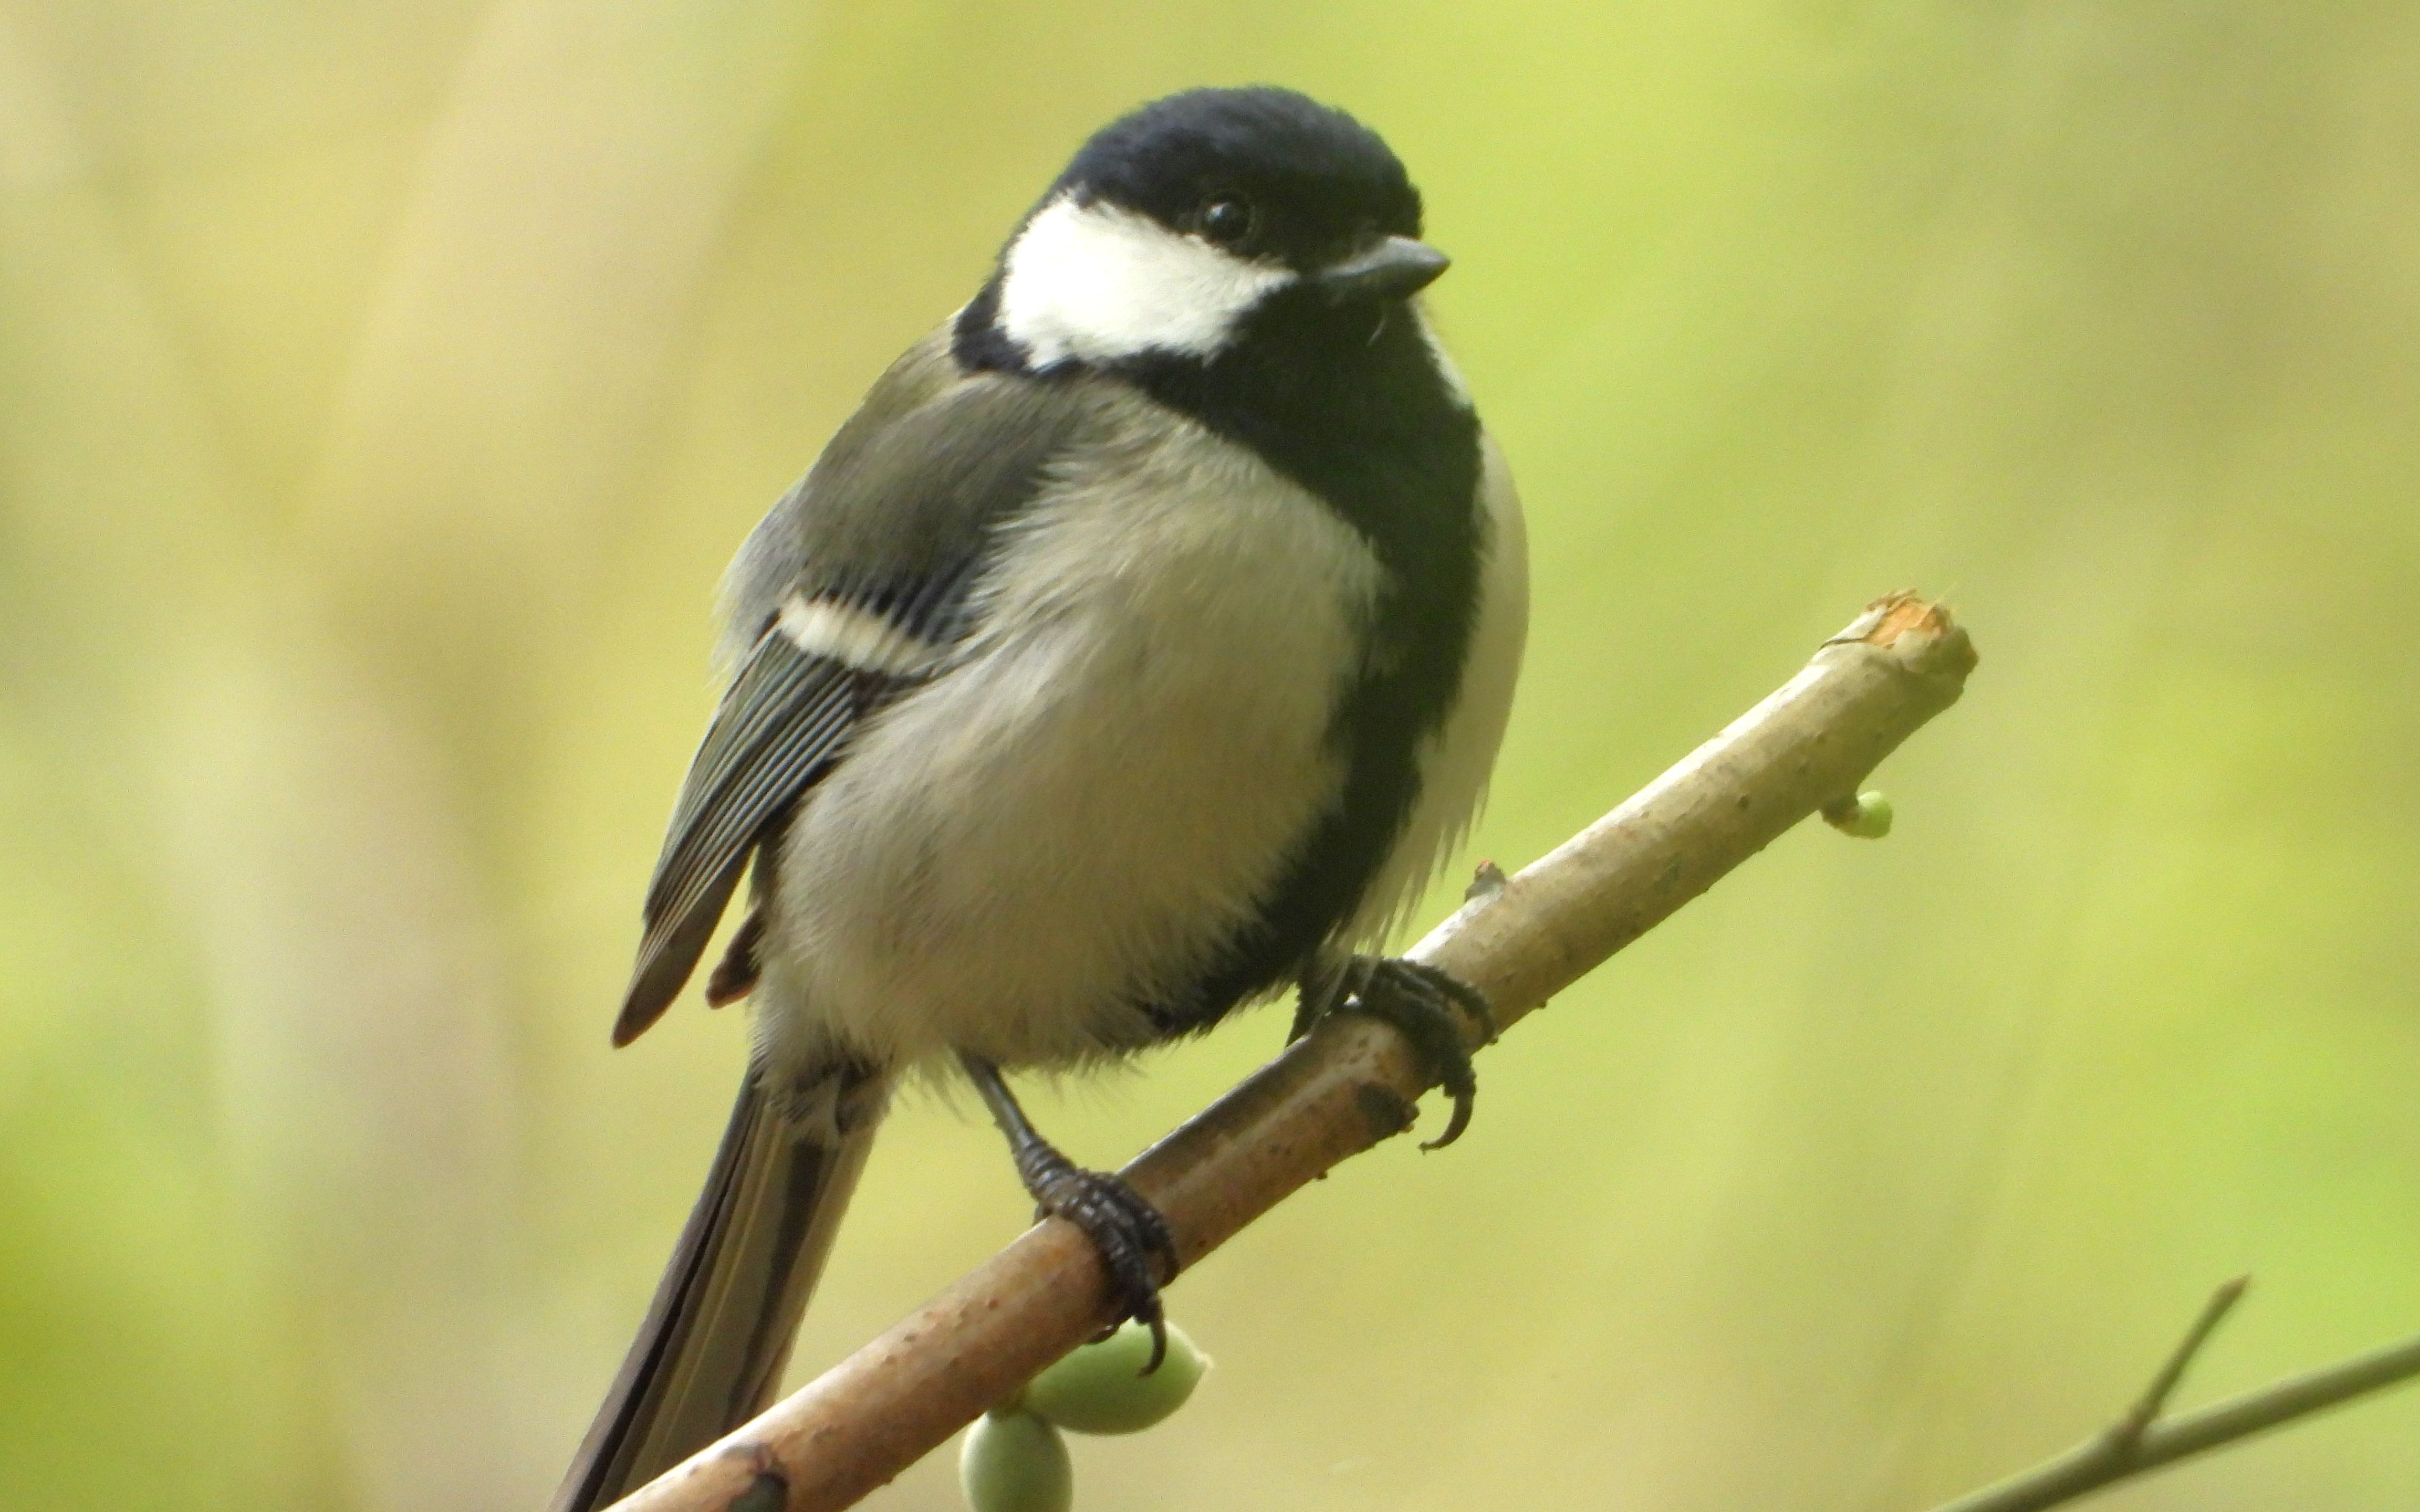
1923, 1279, 2420, 1512
612, 592, 1978, 1512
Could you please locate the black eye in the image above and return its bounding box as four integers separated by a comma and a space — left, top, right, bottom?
1198, 197, 1254, 246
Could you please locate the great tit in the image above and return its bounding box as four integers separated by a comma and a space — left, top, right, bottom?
553, 85, 1527, 1510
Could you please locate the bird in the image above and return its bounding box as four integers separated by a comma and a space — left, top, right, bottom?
551, 85, 1528, 1511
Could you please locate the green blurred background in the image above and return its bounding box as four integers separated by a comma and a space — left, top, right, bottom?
5, 3, 2418, 1509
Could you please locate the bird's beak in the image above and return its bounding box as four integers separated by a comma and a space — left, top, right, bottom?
1317, 235, 1451, 302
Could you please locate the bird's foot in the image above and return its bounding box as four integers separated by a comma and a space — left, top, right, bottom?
1294, 956, 1497, 1150
1015, 1141, 1178, 1371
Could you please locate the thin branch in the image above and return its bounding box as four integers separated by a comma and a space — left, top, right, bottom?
2112, 1275, 2247, 1447
1925, 1283, 2420, 1512
613, 593, 1979, 1512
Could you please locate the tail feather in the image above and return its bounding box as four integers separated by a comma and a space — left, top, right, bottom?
551, 1067, 880, 1512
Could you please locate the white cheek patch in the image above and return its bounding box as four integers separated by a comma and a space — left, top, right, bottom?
777, 594, 942, 677
996, 195, 1294, 367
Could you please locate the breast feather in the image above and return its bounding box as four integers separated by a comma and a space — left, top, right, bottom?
762, 403, 1389, 1072
1346, 429, 1529, 946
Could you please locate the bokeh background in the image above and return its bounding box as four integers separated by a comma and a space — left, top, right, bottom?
5, 3, 2419, 1509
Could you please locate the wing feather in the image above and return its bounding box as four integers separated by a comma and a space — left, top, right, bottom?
613, 344, 1121, 1046
616, 636, 861, 1045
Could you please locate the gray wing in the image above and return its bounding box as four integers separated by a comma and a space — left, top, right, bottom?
614, 340, 1111, 1045
614, 636, 860, 1044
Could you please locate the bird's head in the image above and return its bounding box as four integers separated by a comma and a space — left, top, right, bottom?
964, 87, 1449, 374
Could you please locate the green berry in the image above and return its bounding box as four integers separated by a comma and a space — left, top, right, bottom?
1823, 790, 1894, 839
960, 1410, 1072, 1512
1023, 1319, 1211, 1435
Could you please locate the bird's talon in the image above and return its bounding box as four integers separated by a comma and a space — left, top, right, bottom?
1301, 955, 1493, 1146
1422, 1096, 1474, 1152
1133, 1300, 1169, 1374
1015, 1147, 1175, 1370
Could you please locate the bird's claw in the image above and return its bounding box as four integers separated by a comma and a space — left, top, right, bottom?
1016, 1146, 1177, 1372
1300, 956, 1496, 1150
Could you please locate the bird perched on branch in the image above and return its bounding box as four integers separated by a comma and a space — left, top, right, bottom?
554, 85, 1527, 1510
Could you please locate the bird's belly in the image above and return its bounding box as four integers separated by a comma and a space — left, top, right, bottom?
760, 432, 1383, 1075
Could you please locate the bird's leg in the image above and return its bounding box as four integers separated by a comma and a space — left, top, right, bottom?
958, 1051, 1177, 1371
1292, 955, 1497, 1150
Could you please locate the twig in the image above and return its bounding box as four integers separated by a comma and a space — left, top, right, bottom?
612, 593, 1978, 1512
2111, 1275, 2247, 1447
1925, 1281, 2420, 1512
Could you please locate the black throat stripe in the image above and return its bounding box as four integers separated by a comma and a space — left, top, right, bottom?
1119, 291, 1486, 1029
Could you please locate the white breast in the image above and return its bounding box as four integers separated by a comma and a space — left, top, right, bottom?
757, 404, 1384, 1076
